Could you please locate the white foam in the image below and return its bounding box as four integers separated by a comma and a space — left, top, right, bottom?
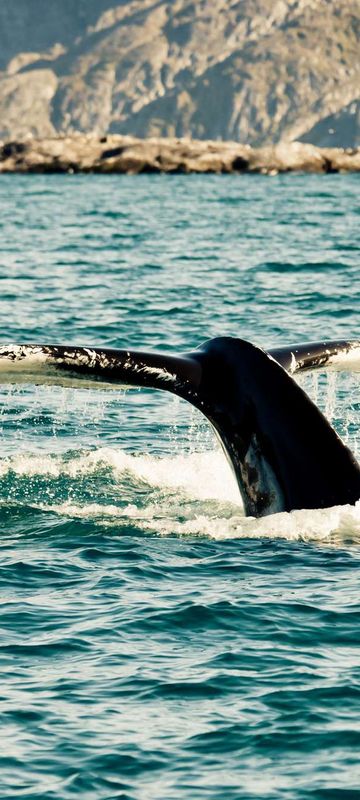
35, 496, 360, 544
0, 446, 239, 503
2, 445, 359, 544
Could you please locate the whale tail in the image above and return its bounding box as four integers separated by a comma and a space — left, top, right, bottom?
0, 337, 359, 517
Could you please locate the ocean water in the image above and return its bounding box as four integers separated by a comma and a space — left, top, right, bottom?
0, 173, 359, 800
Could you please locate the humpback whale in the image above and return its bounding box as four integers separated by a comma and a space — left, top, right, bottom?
0, 337, 359, 517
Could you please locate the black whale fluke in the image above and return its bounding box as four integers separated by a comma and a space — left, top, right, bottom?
0, 337, 359, 518
269, 339, 360, 374
191, 338, 360, 516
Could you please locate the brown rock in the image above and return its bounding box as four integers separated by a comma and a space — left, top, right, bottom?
0, 135, 359, 174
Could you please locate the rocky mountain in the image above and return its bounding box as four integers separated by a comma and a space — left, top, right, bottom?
0, 0, 359, 146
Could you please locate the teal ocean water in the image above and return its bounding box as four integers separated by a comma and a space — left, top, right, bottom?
0, 174, 360, 799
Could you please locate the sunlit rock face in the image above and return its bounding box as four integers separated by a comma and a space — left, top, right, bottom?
0, 0, 358, 146
1, 136, 359, 174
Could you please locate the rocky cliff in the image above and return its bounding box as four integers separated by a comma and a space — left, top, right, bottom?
0, 0, 359, 146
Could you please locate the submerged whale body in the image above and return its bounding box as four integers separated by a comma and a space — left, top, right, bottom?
0, 337, 359, 518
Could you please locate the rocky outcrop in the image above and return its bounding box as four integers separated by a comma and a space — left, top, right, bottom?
0, 135, 359, 174
0, 1, 358, 147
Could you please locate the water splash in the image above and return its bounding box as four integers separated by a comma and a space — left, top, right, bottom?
0, 366, 358, 543
0, 444, 359, 544
296, 369, 360, 458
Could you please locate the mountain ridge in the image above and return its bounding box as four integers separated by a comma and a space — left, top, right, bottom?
0, 0, 359, 146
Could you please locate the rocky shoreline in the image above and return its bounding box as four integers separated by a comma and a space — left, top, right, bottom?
0, 135, 359, 175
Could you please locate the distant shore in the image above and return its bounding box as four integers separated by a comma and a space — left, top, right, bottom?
0, 135, 359, 175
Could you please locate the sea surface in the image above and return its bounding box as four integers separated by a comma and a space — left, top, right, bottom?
0, 173, 359, 800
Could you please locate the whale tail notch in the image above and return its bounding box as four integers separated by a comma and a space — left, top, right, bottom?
0, 338, 359, 517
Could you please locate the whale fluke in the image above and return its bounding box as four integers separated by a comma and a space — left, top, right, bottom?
269, 339, 360, 374
0, 338, 359, 517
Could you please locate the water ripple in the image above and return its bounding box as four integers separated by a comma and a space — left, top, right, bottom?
0, 174, 359, 798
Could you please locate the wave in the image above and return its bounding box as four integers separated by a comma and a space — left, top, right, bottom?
36, 497, 360, 544
0, 446, 238, 501
1, 445, 360, 544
